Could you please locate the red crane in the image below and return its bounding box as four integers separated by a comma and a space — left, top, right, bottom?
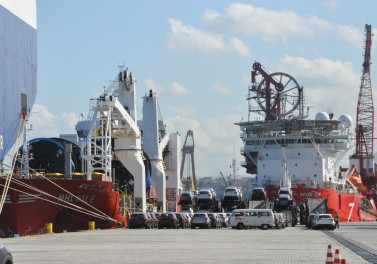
354, 24, 374, 178
180, 130, 196, 190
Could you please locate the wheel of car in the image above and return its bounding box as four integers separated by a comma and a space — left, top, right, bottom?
237, 223, 244, 230
261, 224, 269, 230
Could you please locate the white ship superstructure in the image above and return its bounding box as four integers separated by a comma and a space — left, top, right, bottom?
141, 90, 168, 212
0, 0, 37, 160
76, 68, 146, 212
236, 62, 354, 189
237, 115, 353, 188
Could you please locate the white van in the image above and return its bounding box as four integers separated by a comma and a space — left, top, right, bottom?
229, 209, 275, 230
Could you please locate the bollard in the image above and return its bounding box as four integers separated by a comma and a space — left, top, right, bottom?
88, 221, 95, 230
45, 223, 53, 233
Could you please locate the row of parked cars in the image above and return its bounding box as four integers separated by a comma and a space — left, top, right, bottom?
306, 213, 335, 230
128, 211, 230, 229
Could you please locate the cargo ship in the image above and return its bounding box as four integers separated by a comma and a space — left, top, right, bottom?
0, 1, 126, 237
236, 56, 377, 223
0, 0, 37, 162
0, 1, 181, 237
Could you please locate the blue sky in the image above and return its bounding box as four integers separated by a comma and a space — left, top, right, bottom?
30, 0, 377, 179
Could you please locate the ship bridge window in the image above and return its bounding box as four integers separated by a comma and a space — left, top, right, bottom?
247, 140, 261, 145
285, 139, 294, 144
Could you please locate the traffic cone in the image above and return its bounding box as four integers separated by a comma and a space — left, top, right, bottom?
341, 259, 347, 264
326, 244, 334, 264
334, 249, 341, 264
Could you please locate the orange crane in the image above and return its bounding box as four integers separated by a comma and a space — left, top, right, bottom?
180, 130, 196, 190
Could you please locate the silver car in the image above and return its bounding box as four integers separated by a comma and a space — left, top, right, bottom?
191, 213, 211, 229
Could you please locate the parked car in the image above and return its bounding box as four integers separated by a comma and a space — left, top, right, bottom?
218, 213, 229, 228
224, 187, 242, 201
251, 188, 266, 201
197, 189, 216, 201
207, 213, 222, 229
314, 214, 335, 230
158, 212, 179, 229
274, 213, 286, 229
128, 212, 152, 229
191, 213, 211, 229
0, 244, 12, 264
148, 213, 159, 228
179, 191, 197, 205
175, 212, 190, 228
276, 194, 293, 209
229, 209, 276, 230
308, 213, 321, 229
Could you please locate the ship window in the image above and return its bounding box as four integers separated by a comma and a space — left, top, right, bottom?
298, 153, 300, 156
315, 163, 317, 166
314, 174, 317, 177
263, 164, 265, 167
266, 153, 268, 156
295, 163, 297, 166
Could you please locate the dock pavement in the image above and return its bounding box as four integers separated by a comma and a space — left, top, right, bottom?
3, 222, 377, 263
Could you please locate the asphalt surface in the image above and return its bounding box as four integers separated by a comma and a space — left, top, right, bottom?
3, 222, 377, 263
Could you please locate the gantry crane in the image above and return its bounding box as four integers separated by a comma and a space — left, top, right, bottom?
353, 24, 375, 178
180, 130, 196, 190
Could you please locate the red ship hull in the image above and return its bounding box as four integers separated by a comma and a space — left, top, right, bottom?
0, 178, 126, 237
265, 185, 377, 223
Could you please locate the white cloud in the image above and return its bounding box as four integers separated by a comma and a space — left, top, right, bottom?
212, 83, 233, 95
166, 18, 250, 56
28, 104, 79, 139
323, 0, 340, 9
166, 112, 243, 176
144, 78, 164, 94
276, 55, 359, 118
201, 3, 360, 46
169, 81, 188, 96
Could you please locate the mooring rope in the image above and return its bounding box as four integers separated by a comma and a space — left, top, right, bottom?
0, 117, 25, 213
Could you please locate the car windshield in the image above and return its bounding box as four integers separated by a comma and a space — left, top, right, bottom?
279, 190, 289, 194
320, 215, 331, 218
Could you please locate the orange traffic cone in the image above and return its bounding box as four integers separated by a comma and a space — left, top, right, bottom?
334, 249, 341, 264
341, 259, 347, 264
326, 244, 334, 264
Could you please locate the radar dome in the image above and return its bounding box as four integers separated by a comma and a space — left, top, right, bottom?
315, 112, 330, 120
338, 114, 352, 128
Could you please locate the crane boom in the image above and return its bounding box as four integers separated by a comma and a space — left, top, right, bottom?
180, 130, 196, 190
354, 24, 374, 177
